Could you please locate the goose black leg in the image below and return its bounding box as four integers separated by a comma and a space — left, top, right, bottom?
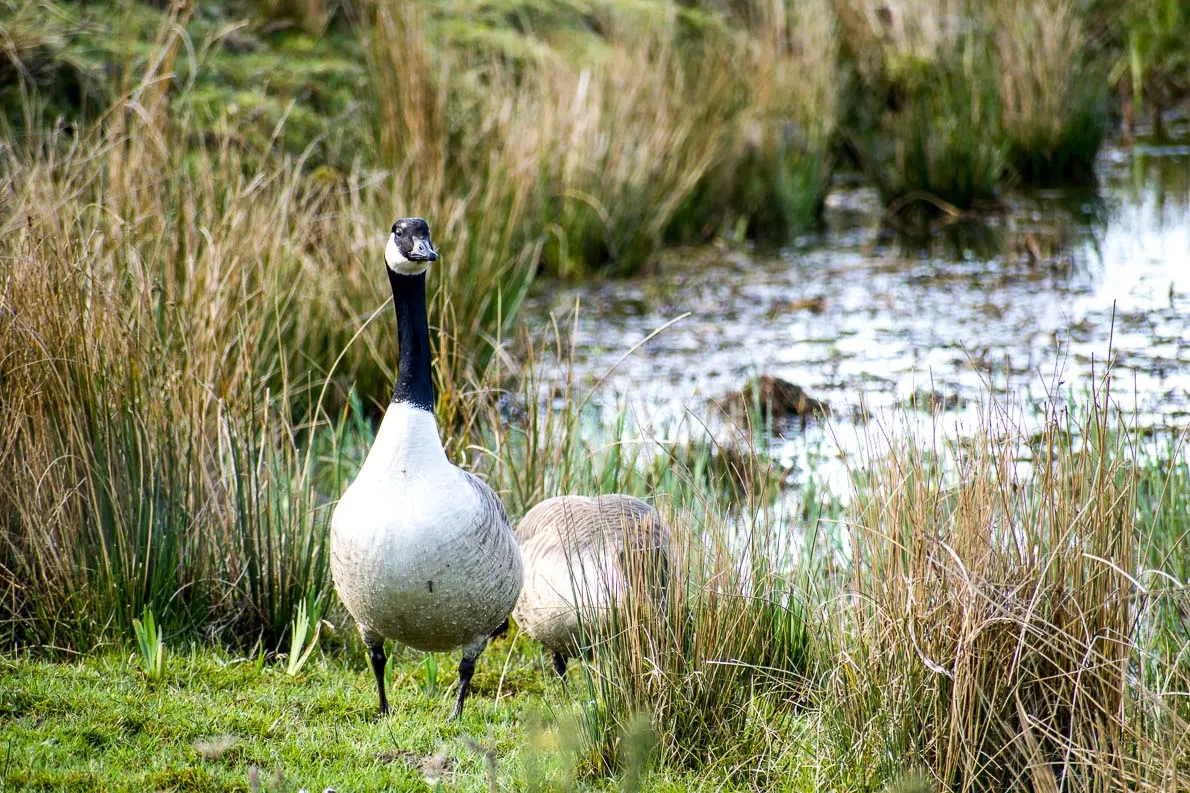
368, 641, 390, 717
452, 638, 488, 720
552, 650, 568, 680
552, 650, 570, 695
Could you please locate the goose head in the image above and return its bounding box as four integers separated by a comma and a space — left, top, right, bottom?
385, 217, 438, 275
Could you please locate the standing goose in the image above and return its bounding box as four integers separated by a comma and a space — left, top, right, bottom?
513, 495, 669, 679
331, 218, 523, 719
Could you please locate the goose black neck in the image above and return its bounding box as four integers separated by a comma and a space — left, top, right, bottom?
387, 268, 434, 411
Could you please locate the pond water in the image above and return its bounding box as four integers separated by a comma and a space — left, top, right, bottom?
525, 139, 1190, 489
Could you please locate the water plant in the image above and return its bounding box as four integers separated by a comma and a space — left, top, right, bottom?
820, 391, 1190, 791
1119, 0, 1190, 139
676, 0, 842, 243
994, 0, 1108, 184
837, 0, 1006, 217
468, 330, 819, 776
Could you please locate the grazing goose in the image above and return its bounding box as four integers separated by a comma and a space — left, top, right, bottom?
513, 495, 669, 679
330, 218, 523, 720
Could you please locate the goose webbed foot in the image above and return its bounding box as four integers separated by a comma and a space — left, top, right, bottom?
369, 642, 390, 717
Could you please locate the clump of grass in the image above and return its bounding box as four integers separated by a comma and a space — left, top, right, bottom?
567, 497, 813, 777
821, 390, 1190, 791
1117, 0, 1190, 139
534, 39, 732, 277
420, 654, 440, 698
836, 0, 1006, 217
131, 608, 166, 683
647, 437, 787, 504
285, 598, 323, 675
674, 0, 841, 243
994, 0, 1108, 184
476, 329, 815, 777
1132, 437, 1190, 727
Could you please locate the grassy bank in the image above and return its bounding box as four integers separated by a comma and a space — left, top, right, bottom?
0, 647, 611, 793
3, 357, 1188, 789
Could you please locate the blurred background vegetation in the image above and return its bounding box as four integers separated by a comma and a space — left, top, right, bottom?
6, 0, 1186, 264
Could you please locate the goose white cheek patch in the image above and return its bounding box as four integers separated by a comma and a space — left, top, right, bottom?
385, 234, 407, 268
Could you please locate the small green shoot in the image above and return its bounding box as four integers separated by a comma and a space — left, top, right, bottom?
285, 599, 323, 676
420, 654, 439, 698
131, 608, 165, 683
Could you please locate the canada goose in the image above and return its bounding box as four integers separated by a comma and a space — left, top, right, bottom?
330, 217, 523, 720
512, 495, 669, 679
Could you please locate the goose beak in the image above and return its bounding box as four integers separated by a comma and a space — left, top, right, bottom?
409, 238, 438, 262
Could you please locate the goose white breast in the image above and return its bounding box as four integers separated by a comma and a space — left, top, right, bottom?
329, 217, 522, 719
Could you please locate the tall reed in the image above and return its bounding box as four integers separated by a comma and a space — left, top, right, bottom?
1118, 0, 1190, 139
473, 325, 816, 777
0, 122, 337, 647
675, 0, 841, 242
821, 392, 1190, 791
836, 0, 1005, 216
0, 6, 543, 647
994, 0, 1108, 184
533, 40, 732, 277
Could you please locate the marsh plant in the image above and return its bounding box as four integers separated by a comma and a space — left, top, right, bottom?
1119, 0, 1190, 138
836, 0, 1006, 215
836, 0, 1113, 210
471, 340, 818, 776
285, 599, 324, 676
696, 0, 842, 242
535, 43, 731, 276
821, 392, 1190, 791
994, 0, 1108, 184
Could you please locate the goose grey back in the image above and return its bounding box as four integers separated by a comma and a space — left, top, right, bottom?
512, 494, 669, 679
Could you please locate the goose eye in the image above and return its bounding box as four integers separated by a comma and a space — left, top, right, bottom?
394, 228, 403, 238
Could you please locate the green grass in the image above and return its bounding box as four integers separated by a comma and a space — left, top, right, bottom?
0, 641, 768, 793
1117, 0, 1190, 139
1, 646, 533, 792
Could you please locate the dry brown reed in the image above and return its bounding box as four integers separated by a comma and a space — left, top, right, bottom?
994, 0, 1107, 183
533, 39, 733, 276
824, 394, 1190, 791
0, 122, 338, 645
473, 327, 813, 776
697, 0, 841, 240
0, 3, 540, 645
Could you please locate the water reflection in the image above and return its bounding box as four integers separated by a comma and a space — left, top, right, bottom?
524, 143, 1190, 473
